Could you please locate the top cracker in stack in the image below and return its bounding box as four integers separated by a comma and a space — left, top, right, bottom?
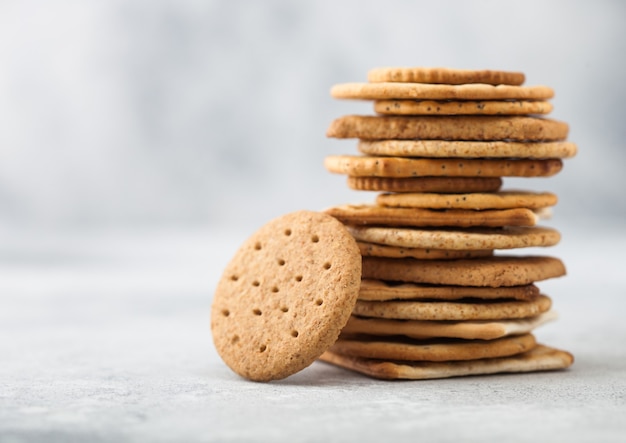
319, 67, 576, 380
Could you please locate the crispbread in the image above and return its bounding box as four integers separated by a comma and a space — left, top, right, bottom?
347, 176, 503, 193
331, 333, 536, 361
330, 83, 553, 101
319, 344, 574, 380
361, 256, 566, 287
357, 241, 493, 259
376, 191, 557, 210
325, 156, 563, 178
325, 204, 539, 228
211, 211, 361, 381
327, 115, 568, 141
353, 295, 551, 321
359, 279, 540, 301
374, 100, 552, 116
367, 67, 525, 85
342, 311, 557, 340
348, 226, 561, 250
358, 139, 577, 159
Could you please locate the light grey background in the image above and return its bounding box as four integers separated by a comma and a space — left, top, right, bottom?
0, 0, 624, 230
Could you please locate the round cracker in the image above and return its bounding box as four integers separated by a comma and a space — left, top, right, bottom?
211, 211, 362, 381
367, 67, 525, 85
358, 140, 578, 159
374, 99, 552, 115
347, 176, 503, 193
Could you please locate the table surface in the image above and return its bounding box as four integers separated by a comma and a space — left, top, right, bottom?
1, 218, 625, 443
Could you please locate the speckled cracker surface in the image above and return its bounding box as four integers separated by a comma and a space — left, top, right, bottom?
211, 211, 362, 382
374, 100, 552, 115
327, 115, 568, 141
319, 344, 574, 380
358, 140, 577, 159
352, 295, 552, 321
325, 156, 563, 178
348, 226, 561, 250
357, 242, 494, 260
358, 279, 540, 301
376, 191, 557, 210
367, 67, 525, 85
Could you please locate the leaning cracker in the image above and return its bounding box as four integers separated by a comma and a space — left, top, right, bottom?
374, 100, 552, 115
319, 344, 574, 380
330, 83, 553, 101
211, 211, 361, 382
353, 295, 552, 321
359, 279, 540, 301
327, 115, 568, 141
325, 156, 563, 178
347, 176, 503, 193
342, 311, 557, 340
361, 256, 566, 287
358, 140, 577, 159
357, 242, 493, 259
348, 226, 561, 250
367, 67, 525, 85
325, 204, 539, 228
376, 191, 558, 210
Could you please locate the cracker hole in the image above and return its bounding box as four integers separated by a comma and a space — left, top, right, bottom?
315, 299, 324, 306
271, 286, 279, 293
311, 235, 319, 243
253, 308, 262, 316
231, 335, 239, 344
254, 242, 262, 250
277, 259, 285, 266
291, 330, 299, 338
323, 262, 332, 270
280, 306, 289, 313
230, 275, 238, 282
259, 344, 267, 352
252, 280, 260, 287
284, 229, 292, 236
221, 309, 230, 317
295, 275, 303, 282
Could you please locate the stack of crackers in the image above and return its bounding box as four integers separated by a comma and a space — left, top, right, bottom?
319, 67, 576, 379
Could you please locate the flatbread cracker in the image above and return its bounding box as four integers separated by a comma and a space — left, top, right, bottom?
352, 295, 552, 321
342, 311, 557, 340
359, 279, 540, 301
361, 256, 566, 287
358, 139, 577, 159
348, 226, 560, 250
374, 99, 552, 116
319, 344, 574, 380
367, 67, 525, 85
330, 83, 553, 101
347, 176, 503, 193
331, 334, 536, 362
376, 191, 557, 210
357, 242, 494, 259
325, 204, 539, 228
325, 156, 563, 178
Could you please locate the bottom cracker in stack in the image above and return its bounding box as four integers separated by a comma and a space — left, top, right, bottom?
317, 226, 574, 380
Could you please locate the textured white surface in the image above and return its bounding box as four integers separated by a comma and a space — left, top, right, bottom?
1, 219, 625, 442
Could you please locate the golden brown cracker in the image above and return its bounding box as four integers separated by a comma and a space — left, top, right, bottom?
325, 156, 564, 178
367, 67, 525, 85
357, 241, 494, 259
361, 256, 566, 287
376, 191, 557, 210
211, 211, 362, 381
374, 99, 552, 115
347, 176, 503, 193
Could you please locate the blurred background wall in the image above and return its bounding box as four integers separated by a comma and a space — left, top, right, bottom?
0, 0, 623, 232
